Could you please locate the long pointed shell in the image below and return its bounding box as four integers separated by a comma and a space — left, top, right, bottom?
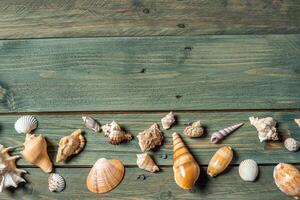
86, 158, 124, 193
56, 129, 85, 163
239, 159, 259, 182
136, 153, 159, 173
172, 132, 200, 190
207, 146, 233, 177
161, 112, 175, 130
249, 116, 278, 142
274, 163, 300, 199
48, 173, 65, 192
21, 134, 53, 173
82, 116, 101, 133
184, 120, 204, 138
211, 123, 244, 144
101, 121, 133, 145
14, 115, 38, 134
295, 119, 300, 127
137, 123, 163, 152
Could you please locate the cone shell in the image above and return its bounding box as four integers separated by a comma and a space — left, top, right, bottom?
184, 121, 204, 138
137, 123, 163, 152
101, 121, 133, 145
86, 158, 124, 194
14, 115, 38, 134
172, 132, 200, 190
207, 146, 233, 177
239, 159, 259, 182
82, 116, 101, 133
274, 163, 300, 199
161, 112, 175, 130
21, 134, 53, 173
210, 123, 243, 144
48, 173, 65, 192
136, 153, 159, 173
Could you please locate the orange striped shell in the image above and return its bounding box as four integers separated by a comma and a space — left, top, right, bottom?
274, 163, 300, 199
207, 146, 233, 177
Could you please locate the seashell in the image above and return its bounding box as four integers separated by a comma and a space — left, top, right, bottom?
184, 121, 204, 138
136, 153, 159, 173
14, 115, 38, 134
56, 129, 85, 163
137, 123, 164, 152
284, 138, 300, 152
82, 116, 101, 132
238, 159, 259, 182
0, 144, 27, 192
48, 173, 65, 192
211, 123, 244, 144
101, 121, 133, 145
21, 134, 53, 173
86, 158, 124, 193
295, 119, 300, 127
207, 146, 233, 177
172, 132, 200, 190
161, 112, 175, 130
249, 116, 279, 142
274, 163, 300, 199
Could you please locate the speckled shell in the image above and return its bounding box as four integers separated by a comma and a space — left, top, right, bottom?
274, 163, 300, 199
249, 116, 279, 142
184, 121, 204, 138
56, 129, 85, 163
101, 121, 133, 145
284, 138, 300, 152
86, 158, 124, 194
239, 159, 259, 182
161, 112, 175, 130
136, 153, 159, 173
207, 146, 233, 177
137, 123, 163, 152
14, 115, 38, 134
211, 123, 244, 144
82, 116, 101, 132
295, 119, 300, 127
48, 173, 65, 192
173, 132, 200, 190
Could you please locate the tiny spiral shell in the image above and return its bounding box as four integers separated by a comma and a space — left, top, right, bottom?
210, 123, 244, 144
48, 173, 65, 192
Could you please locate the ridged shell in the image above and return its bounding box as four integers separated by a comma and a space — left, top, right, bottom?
56, 129, 85, 163
48, 173, 65, 192
14, 115, 38, 134
161, 112, 175, 130
86, 158, 124, 194
207, 146, 233, 177
284, 138, 300, 152
136, 153, 159, 173
211, 123, 244, 144
101, 121, 133, 145
239, 159, 259, 182
82, 116, 101, 133
173, 132, 200, 190
137, 123, 164, 152
274, 163, 300, 199
184, 121, 204, 138
249, 116, 279, 142
295, 119, 300, 127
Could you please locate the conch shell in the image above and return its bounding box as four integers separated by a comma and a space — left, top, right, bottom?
0, 144, 27, 192
184, 121, 204, 138
284, 138, 300, 152
82, 116, 101, 132
207, 146, 233, 177
56, 129, 85, 163
172, 132, 200, 190
21, 134, 53, 173
161, 112, 175, 130
101, 121, 133, 145
14, 115, 38, 134
274, 163, 300, 199
295, 119, 300, 127
210, 123, 244, 144
249, 116, 279, 142
137, 123, 164, 152
86, 158, 124, 193
136, 153, 159, 173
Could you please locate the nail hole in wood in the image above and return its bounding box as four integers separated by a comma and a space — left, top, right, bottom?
140, 68, 146, 73
175, 95, 182, 99
143, 8, 150, 14
177, 23, 185, 28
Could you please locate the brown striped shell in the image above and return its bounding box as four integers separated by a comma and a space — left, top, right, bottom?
207, 146, 233, 177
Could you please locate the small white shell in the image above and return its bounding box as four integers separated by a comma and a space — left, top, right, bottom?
161, 112, 175, 130
239, 159, 259, 182
14, 115, 38, 134
284, 138, 300, 152
48, 173, 65, 192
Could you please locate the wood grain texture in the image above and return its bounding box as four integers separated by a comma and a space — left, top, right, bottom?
0, 34, 300, 112
1, 111, 299, 166
0, 166, 295, 200
0, 0, 300, 39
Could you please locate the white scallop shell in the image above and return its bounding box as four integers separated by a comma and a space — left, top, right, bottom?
14, 115, 38, 134
239, 159, 259, 182
48, 173, 65, 192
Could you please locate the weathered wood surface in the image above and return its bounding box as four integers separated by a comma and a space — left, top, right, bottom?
0, 0, 300, 39
0, 34, 300, 112
1, 111, 299, 166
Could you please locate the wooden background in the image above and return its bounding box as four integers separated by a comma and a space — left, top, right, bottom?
0, 0, 299, 199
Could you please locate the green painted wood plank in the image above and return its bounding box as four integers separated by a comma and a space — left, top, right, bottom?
0, 0, 300, 39
1, 111, 299, 166
0, 166, 295, 200
0, 35, 300, 112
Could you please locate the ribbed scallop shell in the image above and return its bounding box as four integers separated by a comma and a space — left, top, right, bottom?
161, 112, 175, 130
284, 138, 300, 152
86, 158, 124, 194
210, 123, 243, 144
48, 173, 65, 192
274, 163, 300, 199
82, 116, 101, 133
136, 153, 159, 173
137, 123, 163, 152
14, 115, 38, 134
184, 121, 204, 138
207, 146, 233, 177
239, 159, 259, 182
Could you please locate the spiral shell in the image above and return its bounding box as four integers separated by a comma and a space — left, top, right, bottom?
210, 123, 243, 144
136, 153, 159, 173
137, 123, 163, 152
284, 138, 300, 152
161, 112, 175, 130
207, 146, 233, 177
184, 121, 204, 138
249, 116, 278, 142
101, 121, 133, 145
48, 173, 65, 192
14, 115, 38, 134
239, 159, 259, 182
82, 116, 101, 133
